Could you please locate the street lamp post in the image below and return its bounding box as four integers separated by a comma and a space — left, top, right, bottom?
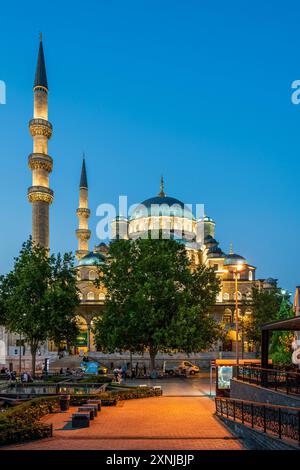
233, 268, 240, 366
224, 254, 246, 368
19, 333, 22, 377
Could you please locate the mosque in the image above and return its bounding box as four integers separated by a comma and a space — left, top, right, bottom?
0, 38, 276, 370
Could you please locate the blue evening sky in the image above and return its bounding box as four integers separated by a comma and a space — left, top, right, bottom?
1, 0, 300, 293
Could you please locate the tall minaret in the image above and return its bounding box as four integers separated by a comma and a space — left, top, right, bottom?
76, 157, 91, 259
28, 34, 53, 248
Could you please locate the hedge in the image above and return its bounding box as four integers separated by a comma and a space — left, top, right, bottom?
0, 396, 59, 446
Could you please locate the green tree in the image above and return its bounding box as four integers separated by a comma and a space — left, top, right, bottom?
0, 238, 80, 375
93, 236, 221, 371
244, 285, 290, 352
269, 296, 294, 367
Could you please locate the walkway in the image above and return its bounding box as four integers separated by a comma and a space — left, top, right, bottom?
5, 396, 243, 450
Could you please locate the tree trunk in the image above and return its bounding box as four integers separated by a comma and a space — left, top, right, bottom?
149, 345, 157, 372
30, 343, 38, 377
129, 351, 133, 377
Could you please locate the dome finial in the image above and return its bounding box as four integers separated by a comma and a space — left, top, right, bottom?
158, 175, 165, 197
230, 242, 233, 254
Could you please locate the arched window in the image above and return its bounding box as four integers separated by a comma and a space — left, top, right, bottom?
87, 292, 95, 301
216, 292, 222, 303
246, 291, 252, 300
89, 270, 96, 281
99, 293, 106, 301
76, 271, 81, 281
248, 271, 253, 281
237, 291, 242, 300
78, 292, 83, 301
223, 292, 230, 301
223, 309, 232, 324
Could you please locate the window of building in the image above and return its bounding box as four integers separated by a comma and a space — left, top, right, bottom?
216, 292, 222, 303
223, 309, 232, 324
237, 291, 242, 300
89, 270, 96, 281
78, 292, 83, 301
99, 293, 105, 301
213, 264, 218, 271
87, 292, 95, 300
223, 292, 229, 301
249, 270, 253, 281
76, 271, 81, 281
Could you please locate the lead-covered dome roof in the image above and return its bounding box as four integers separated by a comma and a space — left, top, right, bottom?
130, 195, 195, 220
78, 252, 106, 266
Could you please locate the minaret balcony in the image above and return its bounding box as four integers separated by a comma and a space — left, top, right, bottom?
76, 229, 91, 241
76, 208, 91, 218
28, 186, 54, 204
28, 153, 53, 173
29, 118, 52, 139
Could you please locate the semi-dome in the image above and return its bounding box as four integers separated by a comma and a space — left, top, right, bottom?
130, 195, 195, 220
224, 253, 246, 266
78, 252, 106, 266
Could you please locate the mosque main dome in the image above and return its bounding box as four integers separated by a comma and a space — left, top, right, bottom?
130, 195, 195, 220
130, 177, 195, 221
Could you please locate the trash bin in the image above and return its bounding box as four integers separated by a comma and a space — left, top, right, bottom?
59, 394, 70, 412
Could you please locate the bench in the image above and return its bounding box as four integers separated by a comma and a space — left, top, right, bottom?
86, 399, 102, 411
82, 404, 98, 417
72, 412, 90, 428
78, 406, 95, 420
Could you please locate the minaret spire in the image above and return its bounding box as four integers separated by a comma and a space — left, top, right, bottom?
230, 242, 233, 254
76, 155, 91, 259
80, 155, 88, 189
34, 33, 48, 89
158, 175, 165, 197
28, 36, 53, 249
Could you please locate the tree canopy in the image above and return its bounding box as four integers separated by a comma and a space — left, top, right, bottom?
93, 236, 221, 370
244, 285, 291, 350
0, 238, 80, 374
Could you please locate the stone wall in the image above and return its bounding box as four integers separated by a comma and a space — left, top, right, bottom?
230, 378, 300, 408
217, 415, 299, 450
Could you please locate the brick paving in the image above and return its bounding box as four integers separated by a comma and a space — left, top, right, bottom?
4, 396, 243, 450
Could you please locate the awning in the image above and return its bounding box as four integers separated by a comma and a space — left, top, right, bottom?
261, 316, 300, 331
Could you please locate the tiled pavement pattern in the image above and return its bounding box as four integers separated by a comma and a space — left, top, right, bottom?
4, 396, 243, 450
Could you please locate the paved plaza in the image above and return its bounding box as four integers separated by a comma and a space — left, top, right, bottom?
4, 378, 243, 450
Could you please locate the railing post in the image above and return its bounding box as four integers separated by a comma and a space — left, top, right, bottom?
220, 399, 223, 416
278, 408, 282, 439
274, 371, 277, 391
233, 400, 236, 421
241, 401, 244, 424
298, 410, 300, 446
251, 403, 254, 428
286, 373, 289, 395
263, 405, 266, 433
227, 401, 229, 418
50, 423, 53, 437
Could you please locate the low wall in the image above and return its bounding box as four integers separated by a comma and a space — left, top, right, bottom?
218, 415, 299, 450
230, 379, 300, 408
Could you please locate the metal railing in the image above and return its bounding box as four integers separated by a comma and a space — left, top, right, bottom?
215, 397, 300, 445
237, 366, 300, 396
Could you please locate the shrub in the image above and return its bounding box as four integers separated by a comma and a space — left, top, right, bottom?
0, 396, 59, 446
